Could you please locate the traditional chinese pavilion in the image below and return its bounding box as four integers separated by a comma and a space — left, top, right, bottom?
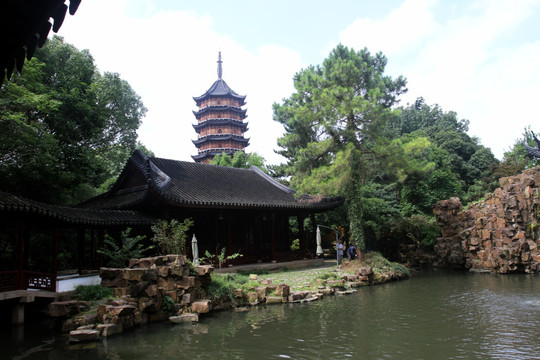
80, 150, 343, 264
192, 52, 249, 163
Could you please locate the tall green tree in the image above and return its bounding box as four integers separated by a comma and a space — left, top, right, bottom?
273, 44, 407, 250
0, 36, 147, 204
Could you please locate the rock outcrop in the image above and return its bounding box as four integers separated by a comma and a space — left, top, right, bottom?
434, 166, 540, 273
50, 255, 214, 342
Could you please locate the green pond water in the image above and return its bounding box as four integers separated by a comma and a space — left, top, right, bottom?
3, 270, 540, 360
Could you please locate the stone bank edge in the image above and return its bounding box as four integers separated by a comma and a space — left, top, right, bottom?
47, 255, 407, 343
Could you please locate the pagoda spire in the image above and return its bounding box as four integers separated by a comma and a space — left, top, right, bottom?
217, 51, 223, 79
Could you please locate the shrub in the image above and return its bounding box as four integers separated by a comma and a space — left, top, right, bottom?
363, 251, 410, 277
98, 228, 152, 268
75, 284, 113, 301
201, 247, 243, 269
205, 275, 236, 299
162, 295, 175, 314
151, 218, 194, 255
390, 214, 441, 249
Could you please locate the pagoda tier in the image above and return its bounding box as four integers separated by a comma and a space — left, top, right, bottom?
193, 134, 250, 146
193, 118, 248, 133
192, 105, 247, 120
192, 52, 249, 163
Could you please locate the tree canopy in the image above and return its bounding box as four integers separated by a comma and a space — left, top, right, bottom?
273, 45, 499, 259
210, 151, 267, 172
0, 36, 147, 204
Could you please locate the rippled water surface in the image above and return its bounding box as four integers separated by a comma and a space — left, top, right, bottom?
3, 271, 540, 360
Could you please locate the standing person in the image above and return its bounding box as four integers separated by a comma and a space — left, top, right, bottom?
337, 239, 344, 264
347, 244, 357, 260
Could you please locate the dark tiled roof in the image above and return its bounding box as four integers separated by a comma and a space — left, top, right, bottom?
192, 134, 250, 146
193, 79, 246, 104
1, 0, 81, 88
0, 191, 155, 226
193, 118, 248, 132
83, 151, 344, 212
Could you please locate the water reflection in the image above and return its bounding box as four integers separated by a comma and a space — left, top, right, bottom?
3, 271, 540, 360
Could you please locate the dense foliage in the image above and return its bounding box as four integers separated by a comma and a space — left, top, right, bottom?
273, 44, 501, 259
98, 228, 152, 268
0, 36, 147, 204
75, 284, 114, 301
151, 218, 194, 256
210, 151, 267, 172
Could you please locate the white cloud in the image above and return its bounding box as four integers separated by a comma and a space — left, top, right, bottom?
58, 0, 540, 165
60, 0, 301, 164
338, 0, 437, 57
339, 0, 540, 159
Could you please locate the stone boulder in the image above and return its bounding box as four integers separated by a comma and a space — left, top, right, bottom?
191, 300, 212, 314
275, 283, 290, 298
169, 314, 199, 323
49, 301, 88, 318
69, 329, 100, 343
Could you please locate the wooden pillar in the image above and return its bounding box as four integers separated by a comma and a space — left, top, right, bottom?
310, 213, 316, 257
77, 228, 84, 275
298, 214, 306, 254
271, 213, 276, 260
22, 222, 29, 288
52, 228, 58, 292
227, 218, 232, 253
90, 229, 95, 266
98, 229, 105, 268
17, 220, 24, 290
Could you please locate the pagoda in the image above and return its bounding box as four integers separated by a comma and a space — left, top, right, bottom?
192, 52, 249, 163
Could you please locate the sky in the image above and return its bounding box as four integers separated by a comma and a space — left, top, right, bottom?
59, 0, 540, 164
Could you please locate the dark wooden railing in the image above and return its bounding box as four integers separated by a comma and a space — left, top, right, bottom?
0, 270, 18, 292
24, 271, 56, 291
0, 270, 56, 292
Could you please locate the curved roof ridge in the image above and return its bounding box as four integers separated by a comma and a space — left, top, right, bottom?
1, 191, 154, 226
249, 166, 296, 195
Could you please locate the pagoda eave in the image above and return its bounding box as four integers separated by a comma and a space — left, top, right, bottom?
192, 106, 247, 117
192, 136, 250, 146
192, 119, 248, 132
193, 94, 246, 107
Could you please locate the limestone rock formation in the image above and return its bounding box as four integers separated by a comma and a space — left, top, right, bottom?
434, 166, 540, 273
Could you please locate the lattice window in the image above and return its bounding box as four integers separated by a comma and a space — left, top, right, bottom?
25, 272, 53, 291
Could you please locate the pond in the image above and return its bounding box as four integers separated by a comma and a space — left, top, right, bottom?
3, 270, 540, 360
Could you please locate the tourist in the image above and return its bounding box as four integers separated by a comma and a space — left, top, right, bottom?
337, 239, 344, 263
347, 244, 357, 260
